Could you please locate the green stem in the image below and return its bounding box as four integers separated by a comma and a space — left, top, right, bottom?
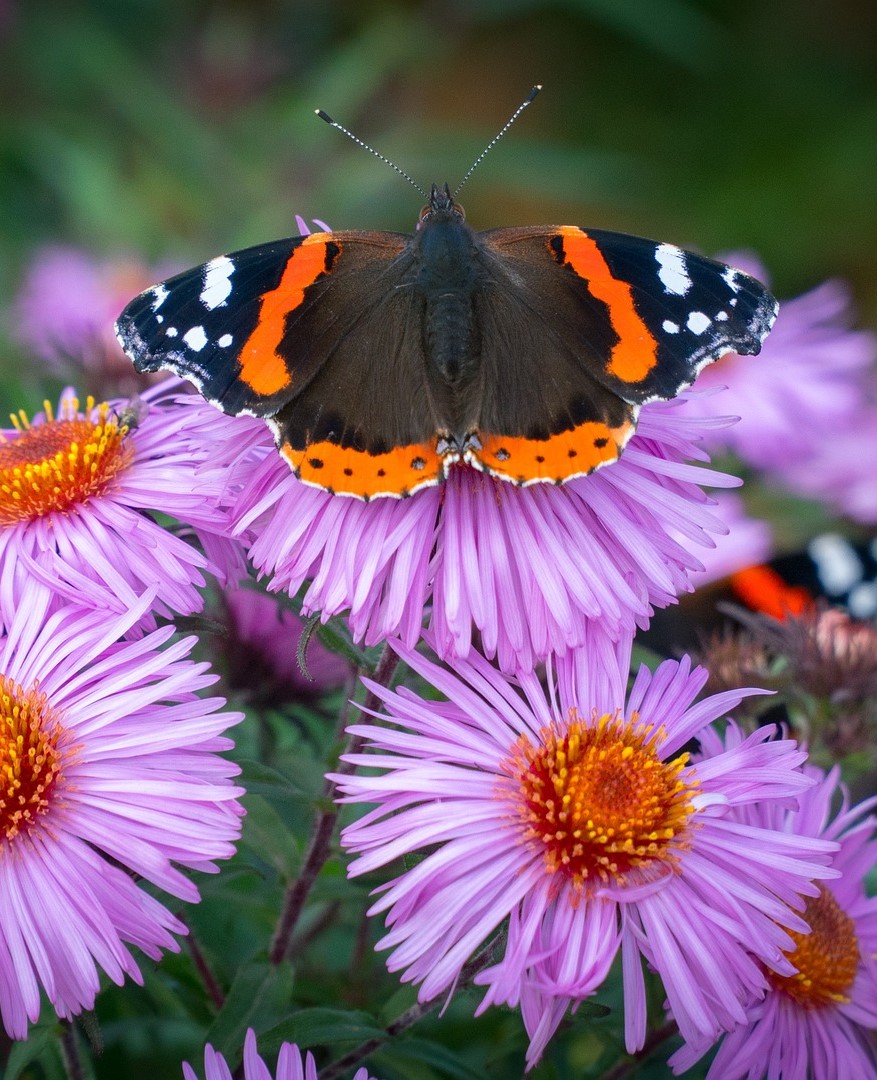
59, 1022, 85, 1080
596, 1020, 679, 1080
269, 646, 399, 965
321, 934, 503, 1080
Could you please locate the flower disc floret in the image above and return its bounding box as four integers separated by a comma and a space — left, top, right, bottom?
0, 387, 248, 628
0, 675, 64, 841
0, 398, 132, 523
511, 710, 696, 889
0, 581, 244, 1038
767, 884, 859, 1008
333, 633, 837, 1066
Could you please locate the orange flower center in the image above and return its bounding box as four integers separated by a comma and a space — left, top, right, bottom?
768, 885, 860, 1009
509, 710, 698, 891
0, 397, 133, 524
0, 674, 65, 843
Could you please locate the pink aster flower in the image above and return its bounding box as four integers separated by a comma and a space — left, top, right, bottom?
0, 385, 247, 628
670, 763, 877, 1079
0, 580, 244, 1038
183, 1027, 379, 1080
682, 254, 876, 471
778, 395, 877, 524
685, 491, 773, 587
219, 394, 741, 671
218, 587, 352, 707
332, 634, 838, 1067
13, 245, 176, 395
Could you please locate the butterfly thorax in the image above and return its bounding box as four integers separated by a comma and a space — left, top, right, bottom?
414, 186, 482, 398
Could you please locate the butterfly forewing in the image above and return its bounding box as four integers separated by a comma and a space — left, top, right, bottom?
116, 208, 778, 499
480, 226, 778, 406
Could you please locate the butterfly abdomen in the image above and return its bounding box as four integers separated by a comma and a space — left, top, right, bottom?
415, 216, 482, 391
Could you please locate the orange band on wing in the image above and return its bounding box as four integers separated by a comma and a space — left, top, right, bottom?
555, 227, 658, 383
475, 418, 636, 485
238, 234, 335, 396
281, 438, 443, 499
730, 565, 814, 620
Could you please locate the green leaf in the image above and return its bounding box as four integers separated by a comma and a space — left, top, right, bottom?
4, 1026, 61, 1080
237, 758, 314, 800
205, 960, 296, 1060
262, 1007, 383, 1051
239, 795, 303, 878
375, 1036, 486, 1080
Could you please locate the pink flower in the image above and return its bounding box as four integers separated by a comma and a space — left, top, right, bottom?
778, 396, 877, 525
218, 587, 352, 707
0, 386, 247, 628
0, 581, 244, 1038
13, 245, 176, 396
685, 491, 773, 587
332, 634, 838, 1067
682, 254, 876, 471
670, 764, 877, 1079
220, 395, 741, 671
183, 1027, 379, 1080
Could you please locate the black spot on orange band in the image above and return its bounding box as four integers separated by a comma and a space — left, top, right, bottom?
281, 437, 443, 499
474, 417, 637, 485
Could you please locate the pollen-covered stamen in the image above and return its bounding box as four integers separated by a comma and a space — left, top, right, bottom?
0, 674, 65, 843
0, 397, 134, 524
767, 885, 859, 1008
508, 709, 698, 891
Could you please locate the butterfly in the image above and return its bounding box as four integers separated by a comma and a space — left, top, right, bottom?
115, 112, 777, 501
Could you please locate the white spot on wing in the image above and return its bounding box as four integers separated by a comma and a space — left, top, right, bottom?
848, 582, 877, 618
183, 326, 208, 352
166, 327, 178, 337
655, 244, 691, 296
217, 333, 233, 348
808, 533, 863, 595
662, 320, 680, 334
687, 311, 712, 334
723, 266, 742, 293
200, 256, 234, 310
151, 285, 169, 311
715, 310, 728, 321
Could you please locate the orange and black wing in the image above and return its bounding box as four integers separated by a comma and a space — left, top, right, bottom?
115, 230, 447, 497
467, 226, 777, 485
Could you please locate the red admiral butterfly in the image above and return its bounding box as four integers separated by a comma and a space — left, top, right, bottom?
115, 89, 778, 500
643, 532, 877, 656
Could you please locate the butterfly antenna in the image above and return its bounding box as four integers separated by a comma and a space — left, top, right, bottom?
315, 109, 428, 199
453, 84, 543, 198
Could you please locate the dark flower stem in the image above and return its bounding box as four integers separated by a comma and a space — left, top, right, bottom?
59, 1022, 85, 1080
596, 1020, 679, 1080
269, 646, 399, 965
320, 935, 503, 1080
184, 919, 225, 1009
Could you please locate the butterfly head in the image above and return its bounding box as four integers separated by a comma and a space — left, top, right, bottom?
418, 183, 465, 229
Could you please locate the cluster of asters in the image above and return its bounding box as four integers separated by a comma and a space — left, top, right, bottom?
1, 238, 875, 1079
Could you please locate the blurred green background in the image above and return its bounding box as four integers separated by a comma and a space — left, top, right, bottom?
2, 0, 876, 384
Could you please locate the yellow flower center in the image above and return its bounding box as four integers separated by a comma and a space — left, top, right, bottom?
768, 885, 860, 1009
509, 709, 698, 891
0, 674, 65, 843
0, 397, 133, 524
